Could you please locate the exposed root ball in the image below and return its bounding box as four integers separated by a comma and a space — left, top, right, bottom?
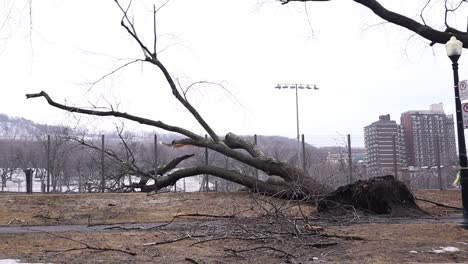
318, 175, 426, 217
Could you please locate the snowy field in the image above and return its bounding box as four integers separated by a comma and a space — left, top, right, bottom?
0, 170, 211, 193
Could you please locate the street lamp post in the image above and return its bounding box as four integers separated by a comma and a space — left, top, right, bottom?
275, 83, 318, 169
445, 36, 468, 228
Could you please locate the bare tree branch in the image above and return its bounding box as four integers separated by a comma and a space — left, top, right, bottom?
146, 57, 220, 142
25, 91, 203, 141
282, 0, 468, 47
86, 59, 143, 92
153, 4, 157, 54
114, 0, 152, 58
223, 132, 267, 159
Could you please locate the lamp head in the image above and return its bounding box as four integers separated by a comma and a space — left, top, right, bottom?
446, 36, 463, 59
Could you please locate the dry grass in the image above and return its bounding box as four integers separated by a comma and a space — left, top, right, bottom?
0, 189, 465, 263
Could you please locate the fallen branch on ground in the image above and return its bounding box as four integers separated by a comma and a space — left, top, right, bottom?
184, 257, 205, 264
319, 233, 365, 241
190, 236, 274, 246
306, 242, 339, 248
224, 246, 296, 258
104, 225, 144, 231
7, 217, 24, 225
415, 197, 462, 211
41, 231, 136, 256
143, 234, 207, 246
175, 213, 235, 219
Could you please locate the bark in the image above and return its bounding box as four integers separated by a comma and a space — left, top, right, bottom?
128, 154, 194, 192
149, 165, 328, 200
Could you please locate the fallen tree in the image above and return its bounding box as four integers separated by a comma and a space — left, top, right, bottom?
25, 1, 425, 215
26, 0, 330, 201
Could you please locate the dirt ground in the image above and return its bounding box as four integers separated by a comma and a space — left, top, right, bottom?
0, 190, 466, 263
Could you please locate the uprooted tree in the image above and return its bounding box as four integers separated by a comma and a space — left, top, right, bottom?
25, 1, 426, 215
25, 0, 330, 201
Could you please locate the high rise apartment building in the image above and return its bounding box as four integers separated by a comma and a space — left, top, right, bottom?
400, 103, 457, 167
364, 114, 406, 176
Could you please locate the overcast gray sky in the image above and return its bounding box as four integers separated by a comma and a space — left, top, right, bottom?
0, 0, 466, 147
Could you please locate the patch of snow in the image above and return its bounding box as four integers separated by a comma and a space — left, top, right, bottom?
0, 260, 21, 264
0, 259, 45, 264
440, 246, 460, 253
1, 170, 214, 193
432, 246, 460, 254
409, 250, 418, 254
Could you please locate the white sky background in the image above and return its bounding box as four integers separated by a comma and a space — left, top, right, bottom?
0, 0, 467, 147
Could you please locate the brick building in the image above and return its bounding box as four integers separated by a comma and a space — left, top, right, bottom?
400, 103, 457, 167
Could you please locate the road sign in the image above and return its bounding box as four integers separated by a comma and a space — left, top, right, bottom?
460, 80, 468, 101
463, 102, 468, 128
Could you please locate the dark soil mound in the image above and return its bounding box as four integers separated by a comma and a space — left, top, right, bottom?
318, 175, 427, 217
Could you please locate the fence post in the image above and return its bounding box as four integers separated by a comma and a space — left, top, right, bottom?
78, 173, 82, 193
302, 134, 306, 173
154, 134, 158, 171
101, 134, 105, 193
392, 134, 398, 180
25, 168, 33, 194
254, 134, 259, 180
347, 134, 352, 184
205, 134, 209, 192
47, 135, 50, 193
224, 156, 230, 192
435, 135, 443, 190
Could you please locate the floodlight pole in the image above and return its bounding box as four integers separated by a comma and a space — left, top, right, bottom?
275, 83, 318, 169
